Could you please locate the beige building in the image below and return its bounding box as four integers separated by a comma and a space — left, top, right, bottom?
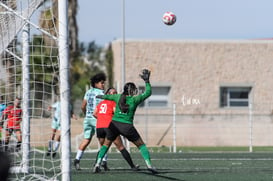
110, 40, 273, 148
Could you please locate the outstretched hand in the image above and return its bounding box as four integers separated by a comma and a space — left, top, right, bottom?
139, 69, 151, 83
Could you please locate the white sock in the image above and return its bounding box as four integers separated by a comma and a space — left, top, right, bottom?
76, 150, 84, 160
48, 140, 53, 151
54, 141, 60, 152
102, 153, 108, 162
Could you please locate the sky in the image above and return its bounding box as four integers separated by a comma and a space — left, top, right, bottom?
77, 0, 273, 46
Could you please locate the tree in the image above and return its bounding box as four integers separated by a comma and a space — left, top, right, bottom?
70, 41, 107, 103
36, 0, 114, 111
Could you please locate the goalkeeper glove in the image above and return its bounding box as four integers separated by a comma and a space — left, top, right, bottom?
139, 69, 151, 83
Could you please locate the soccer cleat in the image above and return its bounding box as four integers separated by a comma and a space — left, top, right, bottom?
131, 164, 140, 171
52, 152, 57, 158
74, 159, 81, 170
101, 161, 110, 171
15, 146, 21, 152
46, 151, 51, 156
147, 166, 158, 174
93, 165, 101, 173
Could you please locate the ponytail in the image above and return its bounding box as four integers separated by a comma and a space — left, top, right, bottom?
118, 93, 129, 113
118, 82, 137, 113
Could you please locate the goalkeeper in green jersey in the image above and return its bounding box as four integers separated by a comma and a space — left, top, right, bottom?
93, 69, 158, 174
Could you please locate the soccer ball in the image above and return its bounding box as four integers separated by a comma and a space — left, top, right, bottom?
162, 12, 176, 25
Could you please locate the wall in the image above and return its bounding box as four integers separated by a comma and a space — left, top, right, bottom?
110, 40, 273, 147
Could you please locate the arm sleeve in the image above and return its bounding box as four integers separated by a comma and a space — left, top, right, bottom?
96, 95, 104, 99
101, 94, 119, 102
134, 82, 152, 104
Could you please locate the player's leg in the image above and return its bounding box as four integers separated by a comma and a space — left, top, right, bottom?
47, 119, 57, 156
94, 137, 104, 164
93, 123, 118, 173
15, 129, 22, 152
133, 138, 158, 174
4, 128, 11, 151
113, 135, 139, 170
53, 133, 61, 152
74, 118, 95, 170
52, 129, 61, 158
52, 121, 61, 157
50, 129, 56, 140
74, 138, 91, 169
94, 137, 105, 162
93, 138, 112, 173
124, 125, 158, 174
133, 138, 151, 166
47, 128, 56, 156
96, 128, 110, 171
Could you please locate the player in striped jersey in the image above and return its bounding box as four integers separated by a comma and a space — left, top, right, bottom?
74, 73, 106, 170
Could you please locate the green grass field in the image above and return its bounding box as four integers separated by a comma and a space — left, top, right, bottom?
71, 152, 273, 181
9, 147, 273, 181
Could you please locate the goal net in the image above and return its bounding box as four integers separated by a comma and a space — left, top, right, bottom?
0, 0, 70, 180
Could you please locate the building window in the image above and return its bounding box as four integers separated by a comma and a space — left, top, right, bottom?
139, 86, 170, 108
220, 86, 252, 108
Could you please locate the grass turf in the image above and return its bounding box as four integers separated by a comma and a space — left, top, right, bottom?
9, 147, 273, 181
71, 151, 273, 181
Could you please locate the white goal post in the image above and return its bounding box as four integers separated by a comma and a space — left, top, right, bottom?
58, 0, 71, 180
0, 0, 70, 180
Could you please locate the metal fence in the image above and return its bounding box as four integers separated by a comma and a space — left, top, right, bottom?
132, 102, 273, 152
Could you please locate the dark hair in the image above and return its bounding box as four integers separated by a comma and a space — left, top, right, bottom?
118, 82, 137, 113
105, 87, 115, 95
91, 73, 106, 87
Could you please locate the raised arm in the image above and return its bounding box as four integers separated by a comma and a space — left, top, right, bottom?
139, 69, 151, 83
134, 69, 152, 104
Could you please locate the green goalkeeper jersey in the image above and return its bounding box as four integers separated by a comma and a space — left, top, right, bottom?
102, 82, 151, 124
